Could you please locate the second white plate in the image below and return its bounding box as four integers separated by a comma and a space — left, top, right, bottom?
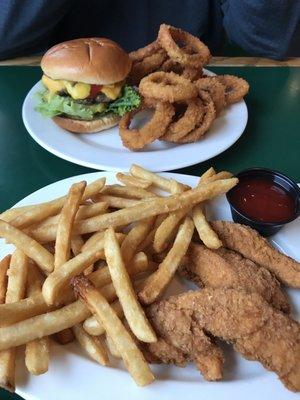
22, 70, 248, 172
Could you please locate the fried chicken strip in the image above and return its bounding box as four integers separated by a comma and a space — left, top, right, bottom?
145, 303, 224, 381
211, 221, 300, 288
147, 288, 300, 392
179, 243, 290, 313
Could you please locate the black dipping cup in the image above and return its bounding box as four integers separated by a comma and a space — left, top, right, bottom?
226, 168, 300, 237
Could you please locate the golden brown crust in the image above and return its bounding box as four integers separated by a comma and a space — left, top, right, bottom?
179, 243, 290, 313
41, 38, 132, 84
53, 114, 120, 133
211, 220, 300, 288
148, 288, 300, 391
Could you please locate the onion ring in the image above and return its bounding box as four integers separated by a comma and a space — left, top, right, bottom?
160, 58, 203, 82
170, 91, 216, 143
158, 24, 211, 68
127, 50, 167, 86
139, 71, 198, 102
129, 41, 162, 62
195, 77, 226, 114
119, 101, 175, 150
215, 75, 249, 105
162, 98, 204, 141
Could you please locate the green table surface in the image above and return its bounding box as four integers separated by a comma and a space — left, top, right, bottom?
0, 65, 299, 399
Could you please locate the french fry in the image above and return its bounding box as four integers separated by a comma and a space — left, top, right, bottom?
106, 334, 121, 358
104, 227, 156, 343
0, 256, 9, 391
72, 276, 155, 386
74, 201, 108, 220
137, 214, 168, 253
0, 351, 15, 392
90, 252, 150, 288
71, 234, 92, 276
201, 171, 233, 183
121, 217, 155, 265
0, 255, 10, 303
34, 201, 108, 231
95, 195, 139, 209
152, 170, 189, 252
102, 184, 156, 199
153, 207, 189, 253
0, 299, 90, 350
25, 264, 49, 375
0, 274, 149, 352
84, 299, 124, 336
0, 178, 105, 222
71, 235, 85, 256
169, 180, 185, 194
200, 167, 216, 182
83, 275, 153, 336
29, 178, 238, 243
10, 178, 106, 229
0, 253, 151, 328
130, 164, 190, 193
81, 231, 106, 252
42, 232, 125, 305
72, 324, 109, 365
116, 173, 152, 189
0, 250, 28, 391
191, 169, 231, 250
81, 232, 126, 274
55, 181, 86, 269
25, 336, 49, 375
0, 204, 36, 223
5, 250, 28, 303
0, 219, 54, 273
191, 205, 222, 249
0, 293, 56, 327
139, 217, 194, 305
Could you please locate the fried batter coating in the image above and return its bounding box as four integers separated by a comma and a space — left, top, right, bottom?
179, 243, 290, 313
147, 288, 300, 391
211, 221, 300, 288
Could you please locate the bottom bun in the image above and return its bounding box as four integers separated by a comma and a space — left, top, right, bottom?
53, 114, 120, 133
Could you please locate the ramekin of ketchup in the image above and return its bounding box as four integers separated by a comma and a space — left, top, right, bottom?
226, 168, 300, 237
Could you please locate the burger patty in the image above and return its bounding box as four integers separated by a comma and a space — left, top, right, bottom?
57, 90, 112, 104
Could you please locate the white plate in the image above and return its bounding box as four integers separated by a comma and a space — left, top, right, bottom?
22, 70, 248, 172
1, 171, 299, 400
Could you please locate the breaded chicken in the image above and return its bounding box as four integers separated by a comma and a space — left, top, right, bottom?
145, 304, 224, 381
147, 288, 300, 392
211, 221, 300, 288
143, 337, 189, 367
179, 243, 290, 313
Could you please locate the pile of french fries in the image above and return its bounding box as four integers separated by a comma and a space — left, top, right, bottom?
0, 164, 237, 389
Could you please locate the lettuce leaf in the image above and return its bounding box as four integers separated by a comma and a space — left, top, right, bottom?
35, 85, 141, 120
105, 86, 141, 117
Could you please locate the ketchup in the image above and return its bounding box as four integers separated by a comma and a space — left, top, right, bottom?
230, 178, 296, 222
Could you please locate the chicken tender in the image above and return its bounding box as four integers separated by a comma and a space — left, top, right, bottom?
211, 221, 300, 288
146, 303, 224, 381
179, 243, 290, 313
147, 288, 300, 391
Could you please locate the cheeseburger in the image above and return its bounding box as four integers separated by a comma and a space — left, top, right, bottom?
36, 38, 140, 133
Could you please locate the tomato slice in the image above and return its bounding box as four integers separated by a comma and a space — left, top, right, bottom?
88, 84, 102, 98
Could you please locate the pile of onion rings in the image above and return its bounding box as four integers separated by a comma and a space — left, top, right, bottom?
120, 24, 249, 150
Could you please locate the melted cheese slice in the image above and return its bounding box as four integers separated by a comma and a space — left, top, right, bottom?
42, 75, 123, 100
101, 82, 123, 100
